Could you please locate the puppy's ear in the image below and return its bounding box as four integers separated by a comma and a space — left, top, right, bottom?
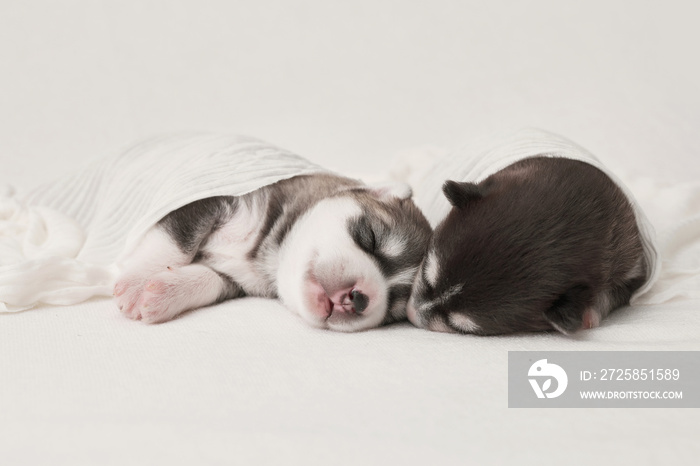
543, 284, 593, 335
365, 181, 413, 201
442, 180, 484, 208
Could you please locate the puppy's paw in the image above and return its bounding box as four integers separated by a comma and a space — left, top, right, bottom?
113, 276, 146, 320
133, 269, 188, 324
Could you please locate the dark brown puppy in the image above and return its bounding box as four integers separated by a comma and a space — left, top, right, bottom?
407, 156, 647, 335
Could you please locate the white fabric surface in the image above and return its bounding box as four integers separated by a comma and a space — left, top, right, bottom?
2, 297, 698, 466
1, 1, 699, 465
0, 134, 327, 312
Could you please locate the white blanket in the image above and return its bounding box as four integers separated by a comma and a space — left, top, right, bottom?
401, 128, 700, 306
0, 133, 328, 312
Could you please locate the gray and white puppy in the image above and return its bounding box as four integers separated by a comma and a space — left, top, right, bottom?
114, 173, 431, 332
407, 156, 647, 335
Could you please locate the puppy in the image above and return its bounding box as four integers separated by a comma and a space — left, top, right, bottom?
114, 173, 431, 332
407, 156, 648, 335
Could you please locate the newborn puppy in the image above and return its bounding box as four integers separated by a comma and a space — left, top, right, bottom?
114, 174, 431, 332
407, 156, 647, 335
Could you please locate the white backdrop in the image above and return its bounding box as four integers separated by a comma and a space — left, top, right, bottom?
2, 0, 699, 190
1, 1, 699, 465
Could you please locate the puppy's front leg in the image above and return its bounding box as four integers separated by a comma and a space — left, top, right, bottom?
135, 264, 239, 323
114, 227, 191, 320
114, 196, 237, 322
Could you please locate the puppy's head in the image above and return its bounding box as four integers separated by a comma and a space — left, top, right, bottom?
278, 182, 432, 332
407, 158, 643, 336
406, 179, 546, 335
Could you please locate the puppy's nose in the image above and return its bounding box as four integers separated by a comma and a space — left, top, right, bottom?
330, 287, 370, 314
349, 289, 369, 313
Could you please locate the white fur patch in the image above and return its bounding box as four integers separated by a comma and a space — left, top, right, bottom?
593, 291, 612, 316
119, 227, 190, 272
448, 313, 480, 333
382, 235, 407, 258
435, 283, 463, 306
548, 319, 572, 335
427, 318, 456, 333
424, 250, 439, 287
406, 296, 421, 327
411, 283, 464, 330
413, 282, 464, 327
201, 195, 270, 296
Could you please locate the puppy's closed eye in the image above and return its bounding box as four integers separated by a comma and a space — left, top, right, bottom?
351, 216, 378, 253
